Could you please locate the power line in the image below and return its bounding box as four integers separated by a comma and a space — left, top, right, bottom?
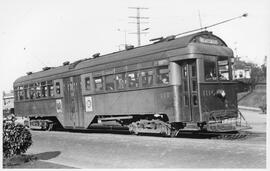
128, 7, 149, 46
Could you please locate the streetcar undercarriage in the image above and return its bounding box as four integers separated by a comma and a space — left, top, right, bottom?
25, 109, 251, 139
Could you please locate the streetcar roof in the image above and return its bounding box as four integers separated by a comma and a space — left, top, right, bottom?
14, 31, 228, 85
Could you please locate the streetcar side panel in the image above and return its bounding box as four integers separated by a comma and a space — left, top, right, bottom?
88, 86, 174, 121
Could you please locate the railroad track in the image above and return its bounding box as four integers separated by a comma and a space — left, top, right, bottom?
175, 130, 250, 140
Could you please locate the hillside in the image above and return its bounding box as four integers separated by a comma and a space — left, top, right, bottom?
238, 84, 266, 108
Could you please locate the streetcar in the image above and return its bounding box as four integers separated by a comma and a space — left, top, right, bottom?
13, 31, 250, 136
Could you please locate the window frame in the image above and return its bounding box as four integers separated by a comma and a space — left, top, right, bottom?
115, 72, 126, 90
156, 65, 170, 85
203, 56, 232, 82
141, 69, 154, 87
93, 76, 104, 92
126, 71, 140, 89
104, 74, 115, 91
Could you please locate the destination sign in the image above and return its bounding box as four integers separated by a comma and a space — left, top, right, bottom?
198, 37, 219, 45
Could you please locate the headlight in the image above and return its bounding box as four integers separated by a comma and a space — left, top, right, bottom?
215, 89, 226, 98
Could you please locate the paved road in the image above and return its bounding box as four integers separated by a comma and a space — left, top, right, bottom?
26, 109, 266, 168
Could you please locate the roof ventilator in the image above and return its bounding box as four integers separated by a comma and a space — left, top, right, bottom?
150, 35, 176, 44
69, 60, 82, 69
42, 67, 51, 71
92, 53, 100, 58
63, 61, 70, 66
125, 45, 134, 50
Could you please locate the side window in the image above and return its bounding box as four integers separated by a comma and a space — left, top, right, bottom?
47, 80, 54, 97
141, 69, 153, 87
55, 82, 61, 94
29, 84, 35, 99
35, 83, 41, 98
24, 85, 29, 100
19, 86, 24, 100
127, 71, 139, 88
85, 77, 91, 90
41, 81, 47, 98
105, 75, 115, 91
115, 73, 126, 90
14, 87, 18, 101
156, 66, 169, 85
94, 77, 103, 91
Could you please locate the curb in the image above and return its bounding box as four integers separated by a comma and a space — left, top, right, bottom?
238, 106, 261, 112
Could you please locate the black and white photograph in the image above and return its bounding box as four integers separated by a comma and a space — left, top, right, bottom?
1, 0, 268, 169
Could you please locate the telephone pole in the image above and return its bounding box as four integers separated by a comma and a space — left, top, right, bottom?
128, 7, 149, 46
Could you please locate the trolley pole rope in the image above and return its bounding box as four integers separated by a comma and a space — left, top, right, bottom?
174, 13, 248, 37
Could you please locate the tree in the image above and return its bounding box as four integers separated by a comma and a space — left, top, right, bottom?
233, 58, 266, 91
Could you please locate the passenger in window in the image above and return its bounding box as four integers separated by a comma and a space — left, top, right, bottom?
106, 83, 114, 91
94, 77, 103, 91
127, 72, 139, 88
218, 73, 226, 80
142, 70, 153, 87
157, 73, 169, 84
116, 74, 125, 89
36, 92, 40, 98
30, 92, 34, 99
162, 77, 169, 84
206, 72, 217, 80
157, 67, 169, 85
105, 75, 115, 91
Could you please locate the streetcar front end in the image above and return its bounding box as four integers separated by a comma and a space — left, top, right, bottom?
199, 55, 251, 132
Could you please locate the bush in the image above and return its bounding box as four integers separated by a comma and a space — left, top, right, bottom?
3, 115, 32, 158
259, 104, 267, 114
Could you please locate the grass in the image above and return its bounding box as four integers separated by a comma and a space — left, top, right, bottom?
238, 85, 266, 108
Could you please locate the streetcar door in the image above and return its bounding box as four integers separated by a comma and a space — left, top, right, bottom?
73, 76, 84, 128
180, 60, 200, 122
63, 76, 84, 128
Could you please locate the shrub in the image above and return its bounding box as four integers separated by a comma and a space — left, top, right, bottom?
3, 115, 32, 158
259, 104, 267, 114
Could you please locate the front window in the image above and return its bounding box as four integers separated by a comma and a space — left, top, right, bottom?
47, 80, 54, 97
218, 58, 229, 80
19, 86, 24, 100
204, 58, 217, 81
85, 77, 91, 90
204, 56, 230, 81
55, 82, 61, 94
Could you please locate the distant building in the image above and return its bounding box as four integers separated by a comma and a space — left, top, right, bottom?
3, 91, 14, 117
233, 67, 251, 80
232, 57, 251, 80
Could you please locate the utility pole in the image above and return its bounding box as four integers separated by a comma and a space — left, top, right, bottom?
128, 7, 149, 46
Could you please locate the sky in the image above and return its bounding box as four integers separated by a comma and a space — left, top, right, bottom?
0, 0, 269, 92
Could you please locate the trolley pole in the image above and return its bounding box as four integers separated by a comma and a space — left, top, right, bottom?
128, 7, 149, 46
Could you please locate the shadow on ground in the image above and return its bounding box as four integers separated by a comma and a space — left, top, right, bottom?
2, 151, 70, 169
34, 151, 61, 160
